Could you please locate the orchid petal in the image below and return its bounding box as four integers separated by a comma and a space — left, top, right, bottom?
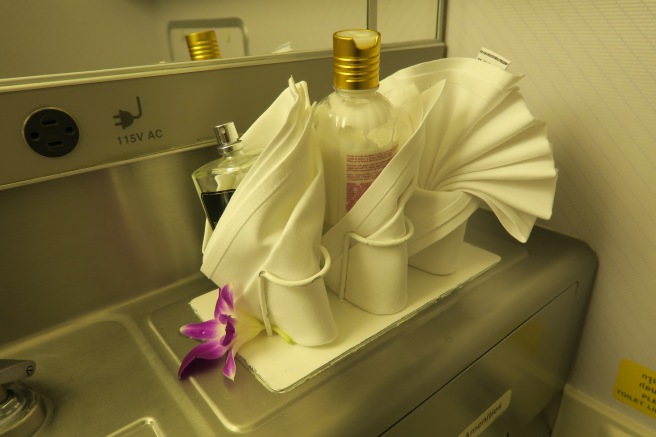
178, 285, 266, 382
223, 285, 235, 310
223, 320, 236, 346
223, 350, 236, 381
214, 284, 234, 318
177, 340, 229, 379
217, 313, 235, 325
179, 319, 219, 341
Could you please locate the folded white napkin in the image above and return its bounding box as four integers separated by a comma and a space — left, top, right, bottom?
199, 78, 337, 346
382, 58, 557, 271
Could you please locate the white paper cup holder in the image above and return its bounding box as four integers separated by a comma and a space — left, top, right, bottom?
257, 246, 331, 337
337, 217, 414, 303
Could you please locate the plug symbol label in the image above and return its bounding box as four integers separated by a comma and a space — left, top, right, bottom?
113, 96, 143, 129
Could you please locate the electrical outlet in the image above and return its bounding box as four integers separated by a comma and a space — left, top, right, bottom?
23, 108, 80, 157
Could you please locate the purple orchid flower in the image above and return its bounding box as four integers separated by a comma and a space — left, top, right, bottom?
178, 284, 264, 381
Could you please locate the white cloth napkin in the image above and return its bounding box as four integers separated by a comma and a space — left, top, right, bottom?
199, 78, 337, 346
382, 58, 557, 259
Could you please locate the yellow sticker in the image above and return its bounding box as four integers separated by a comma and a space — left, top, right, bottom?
613, 359, 656, 418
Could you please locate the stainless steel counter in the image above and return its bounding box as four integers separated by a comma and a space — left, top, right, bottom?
0, 209, 596, 436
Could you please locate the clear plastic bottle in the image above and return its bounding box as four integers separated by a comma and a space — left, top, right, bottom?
313, 29, 398, 227
192, 122, 258, 229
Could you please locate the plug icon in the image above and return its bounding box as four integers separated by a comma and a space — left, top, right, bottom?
113, 96, 143, 129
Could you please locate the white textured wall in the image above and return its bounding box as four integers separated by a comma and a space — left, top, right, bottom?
445, 0, 656, 431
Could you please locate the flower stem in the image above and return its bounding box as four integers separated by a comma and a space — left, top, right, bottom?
272, 326, 294, 344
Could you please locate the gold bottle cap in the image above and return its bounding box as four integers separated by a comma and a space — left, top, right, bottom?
185, 30, 221, 61
332, 29, 381, 90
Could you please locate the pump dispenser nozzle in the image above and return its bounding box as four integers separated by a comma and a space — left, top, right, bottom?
214, 122, 242, 156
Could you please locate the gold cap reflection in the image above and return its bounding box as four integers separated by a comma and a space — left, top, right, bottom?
332, 29, 381, 90
185, 30, 221, 61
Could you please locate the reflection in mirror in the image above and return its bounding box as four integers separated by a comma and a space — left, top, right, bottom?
1, 0, 440, 81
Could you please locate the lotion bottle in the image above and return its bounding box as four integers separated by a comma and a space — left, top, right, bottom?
313, 29, 398, 227
192, 122, 258, 229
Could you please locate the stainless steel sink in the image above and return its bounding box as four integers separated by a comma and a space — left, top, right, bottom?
0, 277, 215, 437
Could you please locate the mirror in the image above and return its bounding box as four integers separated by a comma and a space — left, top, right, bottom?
0, 0, 442, 83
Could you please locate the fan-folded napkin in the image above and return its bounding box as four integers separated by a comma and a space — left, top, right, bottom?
382, 58, 557, 273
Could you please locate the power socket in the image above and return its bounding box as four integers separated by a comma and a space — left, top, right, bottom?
23, 108, 80, 157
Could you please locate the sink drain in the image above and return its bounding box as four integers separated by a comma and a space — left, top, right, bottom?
0, 382, 47, 436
